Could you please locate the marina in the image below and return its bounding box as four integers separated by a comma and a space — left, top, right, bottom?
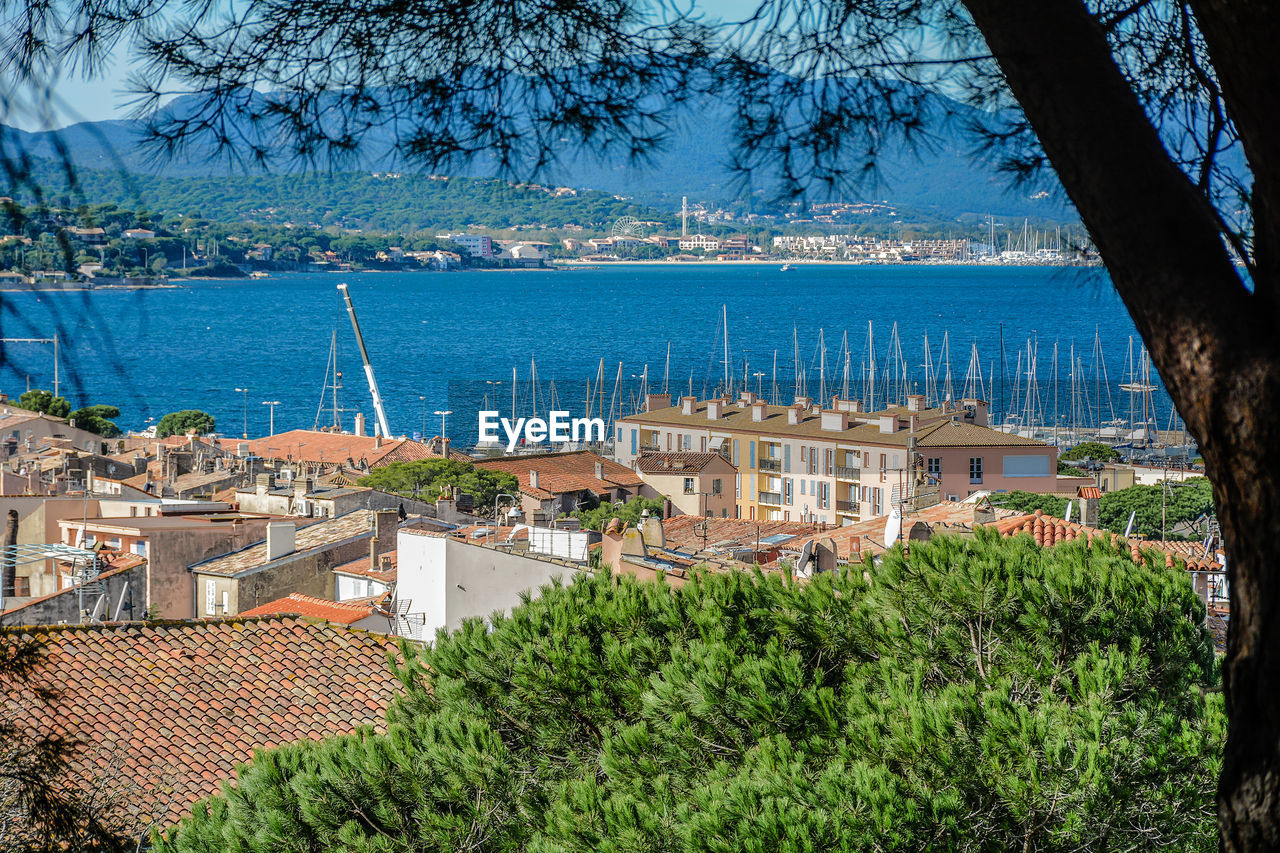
0, 264, 1187, 458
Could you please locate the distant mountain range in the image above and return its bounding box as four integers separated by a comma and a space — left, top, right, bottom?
2, 84, 1075, 222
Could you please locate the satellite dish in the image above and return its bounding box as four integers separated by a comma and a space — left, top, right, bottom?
796, 539, 815, 574
883, 507, 903, 546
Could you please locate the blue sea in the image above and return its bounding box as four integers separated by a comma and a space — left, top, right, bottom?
0, 264, 1170, 443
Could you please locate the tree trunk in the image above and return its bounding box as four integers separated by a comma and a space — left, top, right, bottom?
959, 0, 1280, 848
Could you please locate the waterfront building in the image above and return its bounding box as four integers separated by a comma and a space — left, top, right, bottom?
613, 393, 1069, 525
633, 451, 738, 517
438, 232, 493, 259
473, 450, 650, 525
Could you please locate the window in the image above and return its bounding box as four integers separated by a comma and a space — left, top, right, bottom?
701, 436, 707, 452
684, 434, 692, 451
800, 446, 806, 463
630, 429, 637, 455
872, 488, 883, 515
134, 541, 147, 557
809, 447, 818, 474
784, 444, 791, 473
749, 441, 756, 468
800, 479, 806, 496
711, 478, 722, 495
733, 439, 739, 466
735, 473, 741, 499
927, 457, 942, 478
221, 591, 230, 616
970, 457, 984, 484
825, 448, 834, 475
784, 478, 792, 505
205, 579, 216, 616
879, 453, 887, 472
683, 477, 695, 494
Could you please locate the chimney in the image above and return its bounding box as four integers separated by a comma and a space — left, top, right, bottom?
374, 508, 399, 546
441, 436, 451, 459
645, 393, 672, 412
751, 400, 767, 421
530, 469, 540, 489
906, 394, 925, 412
2, 508, 18, 598
787, 405, 802, 425
680, 396, 696, 416
256, 472, 271, 497
237, 441, 249, 457
794, 395, 812, 410
374, 434, 383, 449
354, 412, 366, 436
740, 391, 755, 406
879, 415, 897, 434
86, 468, 95, 492
294, 477, 313, 497
265, 521, 296, 561
909, 414, 919, 432
820, 410, 848, 431
594, 461, 604, 480
706, 399, 722, 420
368, 535, 379, 566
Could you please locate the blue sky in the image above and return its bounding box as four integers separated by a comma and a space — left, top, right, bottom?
25, 0, 746, 130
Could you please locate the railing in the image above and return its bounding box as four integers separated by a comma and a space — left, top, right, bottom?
835, 466, 860, 481
836, 500, 856, 514
759, 491, 783, 506
758, 458, 781, 472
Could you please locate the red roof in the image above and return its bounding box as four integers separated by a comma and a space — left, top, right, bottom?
475, 451, 643, 499
239, 593, 386, 624
331, 549, 398, 580
995, 509, 1222, 571
248, 430, 435, 467
6, 618, 402, 827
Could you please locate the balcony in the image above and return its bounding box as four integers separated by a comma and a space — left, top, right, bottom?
758, 458, 781, 473
835, 466, 861, 481
759, 491, 783, 506
836, 500, 856, 514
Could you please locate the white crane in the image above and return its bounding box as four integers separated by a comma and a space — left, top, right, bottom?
337, 283, 391, 438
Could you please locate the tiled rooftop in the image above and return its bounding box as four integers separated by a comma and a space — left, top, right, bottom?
189, 509, 378, 576
620, 400, 1042, 448
247, 430, 435, 467
475, 451, 643, 499
661, 515, 820, 552
240, 593, 387, 624
332, 549, 398, 581
634, 451, 729, 474
4, 618, 402, 826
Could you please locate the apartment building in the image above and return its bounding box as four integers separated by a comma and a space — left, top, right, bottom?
614, 393, 1063, 525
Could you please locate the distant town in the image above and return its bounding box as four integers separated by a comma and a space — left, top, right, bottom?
0, 178, 1097, 288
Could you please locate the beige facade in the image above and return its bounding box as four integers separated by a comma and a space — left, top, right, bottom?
634, 452, 737, 517
615, 393, 1068, 525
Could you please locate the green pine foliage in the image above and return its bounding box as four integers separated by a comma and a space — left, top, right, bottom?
571, 495, 667, 531
67, 404, 122, 437
1059, 442, 1122, 463
12, 389, 71, 419
156, 410, 216, 438
154, 529, 1223, 852
357, 459, 518, 510
987, 489, 1071, 518
1097, 477, 1215, 540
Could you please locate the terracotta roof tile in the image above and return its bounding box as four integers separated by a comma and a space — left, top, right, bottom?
475, 451, 642, 498
634, 451, 727, 474
240, 593, 386, 624
247, 430, 435, 468
4, 618, 402, 827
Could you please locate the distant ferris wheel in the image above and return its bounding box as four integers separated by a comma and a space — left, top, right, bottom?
611, 216, 644, 239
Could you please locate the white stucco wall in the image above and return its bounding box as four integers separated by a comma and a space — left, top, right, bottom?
397, 529, 585, 643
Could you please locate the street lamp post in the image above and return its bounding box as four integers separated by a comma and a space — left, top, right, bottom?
234, 387, 249, 438
433, 409, 453, 445
262, 400, 281, 436
418, 395, 427, 439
